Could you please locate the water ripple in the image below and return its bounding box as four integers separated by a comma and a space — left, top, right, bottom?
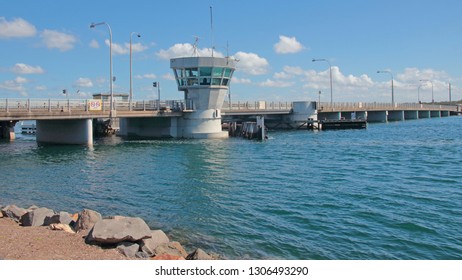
1, 117, 462, 259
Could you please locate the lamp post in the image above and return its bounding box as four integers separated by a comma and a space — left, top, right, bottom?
419, 79, 434, 103
153, 82, 160, 110
449, 82, 452, 103
90, 22, 114, 119
318, 90, 321, 110
312, 58, 333, 106
130, 32, 141, 111
418, 84, 422, 103
377, 70, 394, 106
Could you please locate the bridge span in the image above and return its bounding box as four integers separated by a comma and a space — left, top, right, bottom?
0, 98, 460, 145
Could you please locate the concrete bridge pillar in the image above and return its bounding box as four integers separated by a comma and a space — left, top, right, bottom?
441, 111, 450, 117
36, 119, 93, 145
0, 121, 16, 141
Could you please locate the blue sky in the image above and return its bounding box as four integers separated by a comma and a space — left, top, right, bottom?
1, 0, 461, 103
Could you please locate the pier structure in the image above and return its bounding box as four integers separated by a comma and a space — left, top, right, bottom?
118, 56, 235, 139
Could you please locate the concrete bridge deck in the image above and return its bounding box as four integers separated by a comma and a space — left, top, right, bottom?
1, 99, 459, 121
1, 98, 460, 144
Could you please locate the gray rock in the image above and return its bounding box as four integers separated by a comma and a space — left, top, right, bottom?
154, 241, 188, 258
74, 209, 102, 232
139, 230, 170, 256
117, 242, 140, 258
20, 207, 55, 226
2, 205, 28, 222
135, 251, 150, 259
44, 211, 73, 226
186, 248, 216, 260
87, 216, 152, 244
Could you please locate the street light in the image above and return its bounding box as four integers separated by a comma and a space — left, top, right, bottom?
130, 32, 141, 111
418, 84, 422, 103
419, 79, 434, 103
377, 70, 394, 106
90, 22, 114, 119
312, 58, 333, 105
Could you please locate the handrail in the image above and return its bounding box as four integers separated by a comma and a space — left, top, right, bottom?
0, 98, 194, 113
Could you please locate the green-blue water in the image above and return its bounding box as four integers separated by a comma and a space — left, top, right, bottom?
1, 117, 462, 259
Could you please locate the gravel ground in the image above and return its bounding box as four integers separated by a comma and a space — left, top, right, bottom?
0, 218, 128, 260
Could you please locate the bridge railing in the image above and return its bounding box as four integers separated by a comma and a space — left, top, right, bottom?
224, 101, 293, 111
318, 102, 458, 111
0, 98, 194, 113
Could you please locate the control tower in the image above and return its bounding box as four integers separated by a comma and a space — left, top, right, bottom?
171, 56, 235, 138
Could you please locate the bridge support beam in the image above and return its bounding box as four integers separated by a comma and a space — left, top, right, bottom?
404, 110, 418, 120
119, 110, 228, 139
441, 111, 449, 117
388, 110, 404, 121
0, 121, 16, 141
36, 119, 93, 145
367, 111, 387, 122
119, 117, 178, 138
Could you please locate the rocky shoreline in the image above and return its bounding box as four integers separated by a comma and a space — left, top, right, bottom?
0, 204, 218, 260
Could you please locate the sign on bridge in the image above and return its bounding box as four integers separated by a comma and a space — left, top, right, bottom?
88, 99, 102, 111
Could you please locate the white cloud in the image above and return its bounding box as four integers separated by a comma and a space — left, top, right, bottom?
274, 35, 305, 54
104, 40, 148, 55
302, 66, 373, 90
156, 43, 223, 60
0, 17, 37, 39
259, 79, 294, 88
14, 76, 28, 84
135, 73, 157, 79
232, 77, 252, 84
273, 71, 292, 79
396, 67, 449, 84
12, 63, 44, 74
283, 66, 305, 76
0, 76, 29, 96
73, 77, 93, 88
41, 29, 77, 51
89, 39, 99, 48
233, 52, 269, 75
35, 85, 47, 91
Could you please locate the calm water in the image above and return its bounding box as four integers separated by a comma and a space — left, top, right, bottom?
1, 117, 462, 259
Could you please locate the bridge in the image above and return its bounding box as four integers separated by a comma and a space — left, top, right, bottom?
0, 98, 460, 144
221, 100, 460, 128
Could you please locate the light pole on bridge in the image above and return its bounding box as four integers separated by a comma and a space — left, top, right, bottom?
130, 32, 141, 111
377, 70, 394, 106
312, 58, 333, 106
419, 79, 434, 103
90, 22, 114, 120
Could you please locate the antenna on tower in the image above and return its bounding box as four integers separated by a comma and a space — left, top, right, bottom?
192, 35, 200, 57
210, 6, 214, 57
